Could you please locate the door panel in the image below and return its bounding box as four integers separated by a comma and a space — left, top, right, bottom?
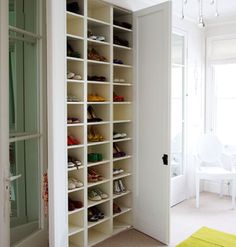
133, 2, 171, 244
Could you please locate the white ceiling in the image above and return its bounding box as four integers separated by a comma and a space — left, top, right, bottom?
105, 0, 236, 24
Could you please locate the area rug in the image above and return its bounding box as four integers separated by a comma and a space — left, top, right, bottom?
176, 227, 236, 247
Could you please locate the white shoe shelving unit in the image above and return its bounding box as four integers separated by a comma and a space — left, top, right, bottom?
66, 0, 133, 246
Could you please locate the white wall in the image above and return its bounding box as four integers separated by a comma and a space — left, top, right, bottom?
172, 15, 205, 198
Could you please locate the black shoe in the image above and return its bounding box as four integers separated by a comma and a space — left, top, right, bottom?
67, 1, 80, 14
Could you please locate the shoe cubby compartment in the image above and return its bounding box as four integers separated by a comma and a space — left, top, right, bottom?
68, 168, 85, 188
87, 63, 110, 82
88, 200, 110, 228
88, 0, 110, 24
88, 43, 110, 62
67, 13, 84, 38
87, 84, 110, 102
68, 210, 84, 236
113, 122, 132, 139
113, 85, 132, 102
68, 126, 84, 145
67, 82, 84, 102
67, 37, 84, 59
69, 231, 84, 247
113, 7, 132, 31
113, 176, 132, 194
113, 28, 132, 49
87, 104, 110, 123
113, 141, 132, 156
113, 48, 132, 66
67, 60, 84, 80
113, 104, 132, 121
113, 211, 132, 235
87, 143, 110, 165
88, 19, 110, 43
113, 159, 132, 179
113, 66, 132, 84
69, 190, 84, 212
67, 0, 84, 16
67, 104, 84, 124
87, 124, 110, 144
113, 194, 132, 218
87, 162, 110, 186
68, 148, 84, 169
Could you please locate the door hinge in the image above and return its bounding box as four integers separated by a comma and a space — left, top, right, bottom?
162, 154, 168, 166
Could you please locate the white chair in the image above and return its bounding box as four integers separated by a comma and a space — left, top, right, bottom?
195, 134, 236, 209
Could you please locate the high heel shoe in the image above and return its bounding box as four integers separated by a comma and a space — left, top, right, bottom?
113, 144, 126, 158
87, 106, 102, 122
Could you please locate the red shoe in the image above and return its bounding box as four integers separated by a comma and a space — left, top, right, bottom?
68, 136, 80, 145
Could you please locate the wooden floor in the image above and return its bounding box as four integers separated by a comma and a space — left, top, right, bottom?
95, 192, 236, 247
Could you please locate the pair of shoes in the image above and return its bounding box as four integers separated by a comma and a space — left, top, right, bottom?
67, 95, 80, 102
113, 92, 124, 102
113, 144, 126, 158
113, 20, 132, 30
67, 117, 80, 124
67, 1, 80, 14
67, 71, 82, 80
88, 168, 104, 182
114, 35, 129, 47
88, 153, 103, 162
67, 42, 81, 58
68, 177, 83, 190
68, 136, 80, 146
88, 94, 106, 102
88, 206, 104, 222
113, 179, 126, 194
88, 188, 108, 201
88, 126, 104, 142
68, 198, 83, 211
88, 48, 107, 62
113, 202, 122, 214
113, 59, 124, 64
113, 168, 124, 175
88, 75, 106, 82
113, 132, 127, 139
68, 156, 82, 168
87, 106, 103, 122
87, 30, 106, 42
114, 78, 125, 83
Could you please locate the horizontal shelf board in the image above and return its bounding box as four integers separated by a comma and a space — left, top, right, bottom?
87, 80, 110, 85
68, 207, 84, 215
113, 190, 131, 199
87, 17, 110, 26
68, 186, 84, 194
67, 123, 84, 127
113, 172, 132, 180
88, 216, 110, 228
87, 38, 110, 46
66, 11, 84, 19
113, 120, 132, 124
113, 137, 132, 143
113, 44, 132, 50
113, 82, 132, 86
88, 229, 110, 247
113, 25, 132, 32
67, 102, 84, 105
68, 165, 84, 172
113, 207, 132, 218
87, 101, 110, 105
67, 79, 84, 83
113, 63, 132, 68
87, 140, 110, 146
113, 101, 132, 105
113, 155, 132, 162
88, 59, 110, 65
69, 243, 83, 247
87, 160, 110, 167
67, 34, 84, 41
87, 178, 110, 188
113, 224, 132, 235
68, 224, 84, 236
67, 144, 84, 149
87, 121, 110, 126
67, 57, 84, 62
88, 197, 110, 208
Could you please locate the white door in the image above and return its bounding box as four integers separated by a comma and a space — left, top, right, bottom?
0, 0, 48, 246
170, 31, 187, 206
133, 1, 171, 244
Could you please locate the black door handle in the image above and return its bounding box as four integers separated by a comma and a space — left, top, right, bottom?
162, 154, 168, 166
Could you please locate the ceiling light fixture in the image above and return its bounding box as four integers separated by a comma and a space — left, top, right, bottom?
180, 0, 220, 28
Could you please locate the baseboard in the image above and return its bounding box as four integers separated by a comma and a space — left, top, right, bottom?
203, 180, 232, 196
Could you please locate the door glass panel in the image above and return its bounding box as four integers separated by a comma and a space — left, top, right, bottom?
10, 138, 40, 245
172, 34, 184, 65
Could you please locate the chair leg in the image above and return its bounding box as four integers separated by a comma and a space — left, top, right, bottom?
196, 176, 200, 208
220, 180, 224, 198
232, 179, 235, 210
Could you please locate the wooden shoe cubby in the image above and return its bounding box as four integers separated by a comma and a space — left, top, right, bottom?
66, 0, 133, 246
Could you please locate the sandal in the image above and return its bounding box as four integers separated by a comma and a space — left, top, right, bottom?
67, 72, 82, 80
88, 94, 106, 102
88, 126, 104, 142
88, 173, 98, 183
88, 189, 102, 201
88, 208, 99, 222
88, 48, 107, 62
88, 168, 104, 181
94, 188, 108, 199
91, 206, 104, 219
113, 92, 124, 102
69, 177, 83, 188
